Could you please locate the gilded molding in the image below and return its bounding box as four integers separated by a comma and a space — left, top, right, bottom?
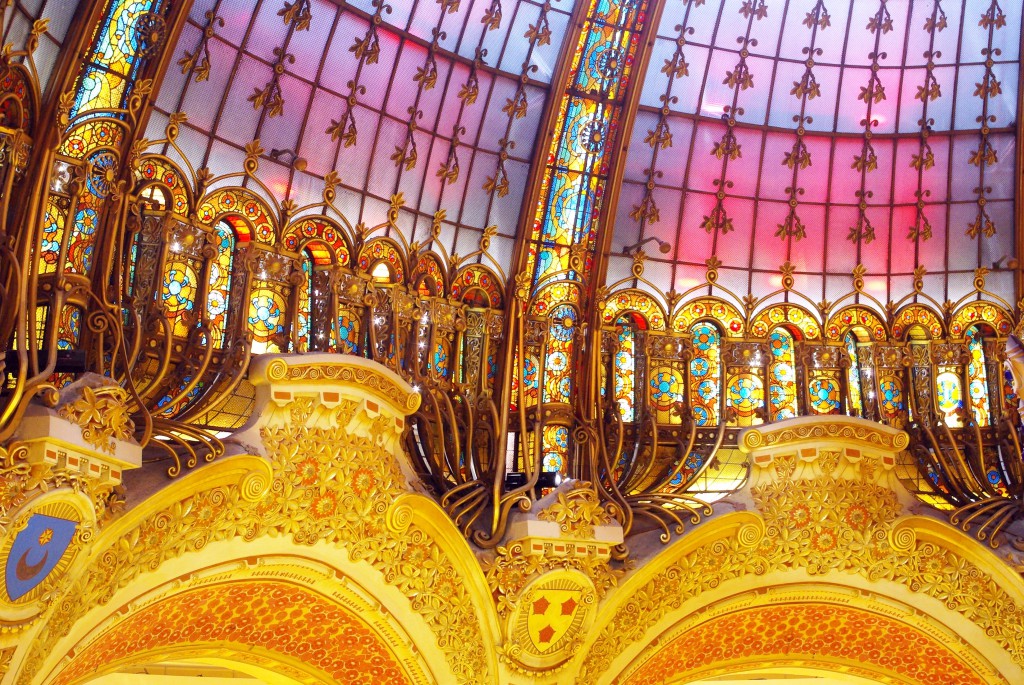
740, 415, 909, 453
251, 354, 422, 415
576, 445, 1024, 684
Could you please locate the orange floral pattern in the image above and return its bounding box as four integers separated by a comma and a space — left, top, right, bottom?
624, 603, 987, 685
52, 581, 412, 685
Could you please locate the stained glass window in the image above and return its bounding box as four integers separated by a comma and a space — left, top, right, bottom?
768, 327, 797, 420
727, 371, 762, 427
544, 304, 577, 404
160, 259, 197, 338
690, 322, 721, 426
543, 425, 569, 474
877, 374, 906, 425
248, 287, 287, 355
613, 316, 637, 422
845, 333, 864, 417
936, 370, 964, 427
52, 305, 83, 387
650, 363, 685, 425
296, 252, 313, 352
206, 221, 234, 349
965, 325, 991, 426
337, 304, 360, 355
71, 0, 165, 119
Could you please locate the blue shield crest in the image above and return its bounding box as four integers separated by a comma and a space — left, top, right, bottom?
5, 513, 78, 602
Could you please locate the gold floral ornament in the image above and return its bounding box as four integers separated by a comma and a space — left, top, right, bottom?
538, 484, 612, 539
57, 385, 135, 454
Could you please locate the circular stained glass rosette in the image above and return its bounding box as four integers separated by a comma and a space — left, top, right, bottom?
248, 291, 284, 340
969, 379, 988, 401
879, 378, 903, 414
808, 378, 840, 413
692, 405, 710, 426
692, 323, 718, 351
728, 374, 762, 418
162, 265, 197, 314
543, 453, 563, 472
650, 369, 684, 409
770, 329, 792, 357
698, 379, 718, 403
547, 351, 568, 373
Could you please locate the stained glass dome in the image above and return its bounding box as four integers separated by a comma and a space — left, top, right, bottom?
146, 0, 583, 273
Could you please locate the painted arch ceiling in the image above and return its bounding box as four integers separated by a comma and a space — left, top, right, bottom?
137, 0, 1020, 308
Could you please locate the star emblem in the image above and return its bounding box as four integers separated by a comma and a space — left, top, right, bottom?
532, 596, 550, 615
38, 529, 53, 546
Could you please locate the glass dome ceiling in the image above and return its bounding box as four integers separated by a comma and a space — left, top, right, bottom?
147, 0, 581, 271
145, 0, 1020, 305
608, 0, 1020, 308
3, 0, 83, 92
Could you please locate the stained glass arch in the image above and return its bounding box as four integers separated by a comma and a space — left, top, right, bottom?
690, 320, 723, 426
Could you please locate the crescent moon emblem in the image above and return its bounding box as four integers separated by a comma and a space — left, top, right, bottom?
14, 548, 49, 582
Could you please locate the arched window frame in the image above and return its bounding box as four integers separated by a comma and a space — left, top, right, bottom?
689, 320, 723, 427
611, 312, 647, 423
965, 324, 993, 427
844, 330, 867, 418
768, 325, 800, 421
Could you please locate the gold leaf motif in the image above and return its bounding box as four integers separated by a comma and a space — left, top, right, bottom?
968, 141, 998, 167
538, 485, 612, 539
711, 131, 741, 160
630, 194, 660, 224
278, 0, 312, 30
858, 77, 886, 104
481, 1, 502, 31
525, 20, 551, 46
974, 75, 1002, 99
723, 64, 754, 91
910, 145, 935, 170
57, 386, 136, 454
644, 120, 672, 150
791, 73, 821, 100
414, 57, 438, 90
782, 140, 812, 169
662, 54, 689, 79
502, 89, 529, 119
739, 0, 769, 20
458, 76, 479, 104
804, 4, 831, 30
350, 28, 380, 64
701, 204, 733, 234
327, 111, 358, 147
979, 3, 1006, 30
